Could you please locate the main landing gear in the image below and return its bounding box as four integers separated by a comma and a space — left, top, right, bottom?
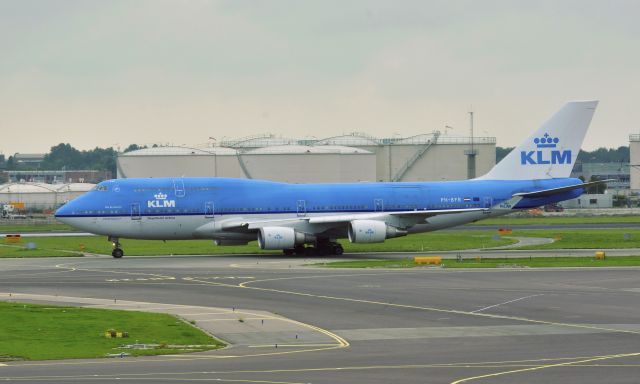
283, 241, 344, 256
109, 236, 124, 259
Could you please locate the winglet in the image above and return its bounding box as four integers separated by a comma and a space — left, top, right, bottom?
479, 101, 598, 180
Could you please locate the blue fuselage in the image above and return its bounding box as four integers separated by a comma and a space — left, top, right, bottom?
56, 177, 582, 220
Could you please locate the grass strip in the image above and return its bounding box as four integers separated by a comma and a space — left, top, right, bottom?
1, 215, 640, 233
0, 224, 75, 233
468, 215, 640, 226
314, 256, 640, 269
0, 302, 224, 361
0, 232, 515, 258
6, 228, 638, 258
511, 229, 640, 249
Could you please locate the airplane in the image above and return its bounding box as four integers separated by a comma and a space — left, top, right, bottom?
55, 101, 606, 258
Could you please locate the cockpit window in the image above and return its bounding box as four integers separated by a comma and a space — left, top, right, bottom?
93, 185, 109, 191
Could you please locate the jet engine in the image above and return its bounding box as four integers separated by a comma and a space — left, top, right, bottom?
258, 227, 315, 250
348, 220, 407, 243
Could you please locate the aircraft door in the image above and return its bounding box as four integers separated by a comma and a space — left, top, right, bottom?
205, 201, 215, 219
296, 200, 306, 217
483, 197, 493, 208
374, 198, 384, 212
173, 179, 186, 198
131, 203, 141, 220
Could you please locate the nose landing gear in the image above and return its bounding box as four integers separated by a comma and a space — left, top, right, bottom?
108, 236, 124, 258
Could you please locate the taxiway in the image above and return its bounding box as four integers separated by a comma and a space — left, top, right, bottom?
1, 254, 640, 383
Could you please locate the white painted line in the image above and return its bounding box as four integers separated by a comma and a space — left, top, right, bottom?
179, 312, 234, 316
248, 344, 338, 348
196, 317, 272, 322
471, 294, 544, 314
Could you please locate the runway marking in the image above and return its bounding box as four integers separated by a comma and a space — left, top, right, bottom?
0, 269, 77, 279
51, 261, 640, 343
183, 276, 255, 280
1, 376, 304, 383
229, 261, 297, 269
55, 262, 173, 281
236, 271, 412, 286
105, 277, 175, 282
470, 294, 544, 313
4, 353, 640, 381
228, 276, 640, 337
450, 351, 640, 384
196, 317, 271, 322
32, 260, 639, 372
179, 311, 241, 316
248, 343, 339, 348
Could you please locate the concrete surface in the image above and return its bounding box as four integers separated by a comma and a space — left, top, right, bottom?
0, 255, 639, 383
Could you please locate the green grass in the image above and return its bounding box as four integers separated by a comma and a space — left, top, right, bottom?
0, 302, 224, 361
4, 228, 639, 258
0, 223, 75, 233
468, 215, 640, 226
315, 256, 640, 269
342, 231, 515, 252
512, 229, 640, 249
0, 231, 515, 258
0, 237, 278, 258
0, 245, 81, 258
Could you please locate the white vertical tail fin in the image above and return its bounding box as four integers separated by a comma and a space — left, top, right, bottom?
479, 100, 598, 180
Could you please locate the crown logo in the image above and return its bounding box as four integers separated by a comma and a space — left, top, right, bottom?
534, 133, 559, 148
154, 192, 167, 200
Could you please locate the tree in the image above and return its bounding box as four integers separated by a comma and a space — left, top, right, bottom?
123, 144, 147, 153
496, 147, 514, 162
42, 144, 83, 170
41, 143, 116, 174
5, 156, 15, 170
576, 146, 629, 163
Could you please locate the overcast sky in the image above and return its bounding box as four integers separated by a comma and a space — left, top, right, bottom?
1, 0, 638, 155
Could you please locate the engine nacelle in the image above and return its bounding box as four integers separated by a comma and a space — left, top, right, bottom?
258, 227, 314, 250
348, 220, 407, 243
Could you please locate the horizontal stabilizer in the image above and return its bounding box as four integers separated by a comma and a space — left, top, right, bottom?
513, 179, 613, 198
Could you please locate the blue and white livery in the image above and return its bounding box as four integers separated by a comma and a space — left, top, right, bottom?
56, 101, 604, 257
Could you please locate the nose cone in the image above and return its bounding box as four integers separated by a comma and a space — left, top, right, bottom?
54, 202, 74, 224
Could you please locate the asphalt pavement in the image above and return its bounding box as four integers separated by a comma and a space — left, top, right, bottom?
0, 254, 639, 383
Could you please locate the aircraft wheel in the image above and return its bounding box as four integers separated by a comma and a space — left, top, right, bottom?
283, 249, 295, 256
112, 248, 124, 258
334, 244, 344, 256
294, 245, 306, 256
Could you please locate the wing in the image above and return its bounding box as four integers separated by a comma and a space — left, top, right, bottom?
210, 207, 488, 234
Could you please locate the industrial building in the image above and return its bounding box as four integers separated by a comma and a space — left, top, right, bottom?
630, 134, 640, 191
117, 133, 496, 183
2, 170, 112, 184
560, 193, 613, 209
0, 182, 95, 212
570, 162, 630, 192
